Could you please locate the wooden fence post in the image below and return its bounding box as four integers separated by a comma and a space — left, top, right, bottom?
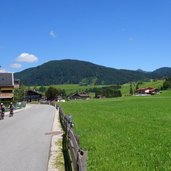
77, 150, 88, 171
59, 107, 88, 171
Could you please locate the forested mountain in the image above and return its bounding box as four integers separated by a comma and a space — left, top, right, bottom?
152, 67, 171, 78
14, 59, 171, 86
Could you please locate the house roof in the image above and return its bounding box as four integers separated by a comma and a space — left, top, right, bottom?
70, 92, 90, 98
137, 87, 158, 91
26, 90, 42, 96
0, 73, 14, 87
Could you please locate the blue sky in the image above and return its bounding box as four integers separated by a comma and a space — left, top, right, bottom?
0, 0, 171, 73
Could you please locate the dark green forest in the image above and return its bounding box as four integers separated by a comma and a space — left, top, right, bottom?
14, 59, 171, 86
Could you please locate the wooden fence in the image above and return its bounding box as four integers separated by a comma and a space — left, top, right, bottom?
58, 107, 87, 171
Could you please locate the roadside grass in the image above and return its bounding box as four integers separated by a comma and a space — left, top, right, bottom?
55, 140, 65, 171
60, 91, 171, 171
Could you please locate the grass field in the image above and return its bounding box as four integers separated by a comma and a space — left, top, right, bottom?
60, 90, 171, 171
121, 80, 164, 96
34, 84, 109, 95
34, 80, 164, 97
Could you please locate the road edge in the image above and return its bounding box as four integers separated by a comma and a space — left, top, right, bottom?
47, 108, 65, 171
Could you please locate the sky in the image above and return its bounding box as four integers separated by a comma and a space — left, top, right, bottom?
0, 0, 171, 73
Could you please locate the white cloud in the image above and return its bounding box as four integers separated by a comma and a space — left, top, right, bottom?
0, 68, 8, 73
16, 52, 38, 63
49, 30, 56, 38
10, 63, 22, 68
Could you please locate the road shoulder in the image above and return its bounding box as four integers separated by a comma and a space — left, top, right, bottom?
48, 108, 64, 171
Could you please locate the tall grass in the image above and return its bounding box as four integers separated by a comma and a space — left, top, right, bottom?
60, 93, 171, 170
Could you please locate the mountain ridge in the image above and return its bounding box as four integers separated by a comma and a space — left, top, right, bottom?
14, 59, 171, 85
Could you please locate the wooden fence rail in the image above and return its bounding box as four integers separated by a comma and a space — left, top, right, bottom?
58, 107, 87, 171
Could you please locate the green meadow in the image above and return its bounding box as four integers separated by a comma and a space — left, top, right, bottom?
34, 84, 108, 95
60, 90, 171, 171
121, 80, 164, 96
34, 79, 164, 96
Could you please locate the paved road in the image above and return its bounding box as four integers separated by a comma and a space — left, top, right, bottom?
0, 104, 55, 171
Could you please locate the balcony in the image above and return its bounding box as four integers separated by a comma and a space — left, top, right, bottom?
0, 93, 14, 98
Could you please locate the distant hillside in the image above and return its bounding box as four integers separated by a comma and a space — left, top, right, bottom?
152, 67, 171, 78
14, 59, 171, 86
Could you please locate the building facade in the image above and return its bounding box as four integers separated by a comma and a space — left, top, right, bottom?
0, 73, 15, 101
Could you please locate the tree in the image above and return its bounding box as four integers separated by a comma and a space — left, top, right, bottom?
94, 86, 122, 98
45, 87, 58, 100
162, 78, 171, 90
130, 83, 133, 95
60, 89, 66, 98
38, 86, 47, 93
14, 86, 25, 101
136, 82, 139, 90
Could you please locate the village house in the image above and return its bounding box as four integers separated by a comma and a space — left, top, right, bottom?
24, 90, 42, 102
56, 95, 65, 102
69, 92, 90, 100
0, 73, 16, 101
135, 87, 159, 95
